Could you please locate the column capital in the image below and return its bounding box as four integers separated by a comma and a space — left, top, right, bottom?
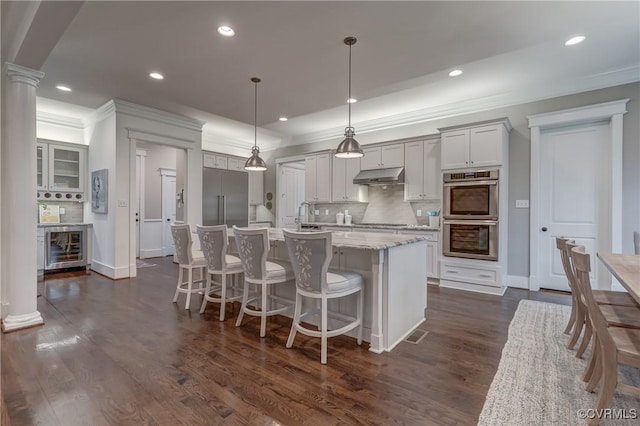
3, 62, 44, 87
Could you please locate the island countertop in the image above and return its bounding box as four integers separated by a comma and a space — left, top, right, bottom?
231, 228, 427, 250
302, 222, 440, 232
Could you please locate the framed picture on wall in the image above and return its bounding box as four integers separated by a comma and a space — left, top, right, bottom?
91, 169, 108, 214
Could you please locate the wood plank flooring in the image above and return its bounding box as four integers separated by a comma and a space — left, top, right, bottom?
2, 257, 570, 425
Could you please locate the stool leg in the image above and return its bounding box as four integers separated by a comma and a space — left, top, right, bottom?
200, 272, 211, 314
260, 282, 268, 337
286, 292, 302, 348
576, 319, 592, 359
219, 274, 227, 322
185, 267, 193, 309
173, 267, 183, 303
321, 297, 328, 364
236, 281, 249, 327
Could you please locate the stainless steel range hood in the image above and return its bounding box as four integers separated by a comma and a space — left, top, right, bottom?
353, 167, 404, 185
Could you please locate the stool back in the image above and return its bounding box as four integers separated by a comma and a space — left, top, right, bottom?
233, 226, 269, 280
283, 230, 332, 293
171, 223, 193, 265
196, 225, 228, 272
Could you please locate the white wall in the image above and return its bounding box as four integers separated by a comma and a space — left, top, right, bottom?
36, 120, 85, 145
84, 107, 118, 278
140, 143, 176, 220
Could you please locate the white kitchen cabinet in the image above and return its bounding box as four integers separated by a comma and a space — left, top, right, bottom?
398, 230, 439, 280
203, 153, 228, 169
332, 157, 368, 202
227, 157, 246, 171
37, 143, 48, 191
248, 171, 264, 205
360, 144, 404, 170
404, 139, 441, 201
440, 121, 510, 170
37, 140, 87, 195
305, 153, 331, 202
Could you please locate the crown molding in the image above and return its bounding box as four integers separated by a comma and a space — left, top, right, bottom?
94, 100, 117, 123
36, 110, 85, 129
111, 99, 205, 132
290, 64, 639, 146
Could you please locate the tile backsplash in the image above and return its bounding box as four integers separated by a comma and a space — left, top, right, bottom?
37, 201, 84, 223
312, 185, 440, 226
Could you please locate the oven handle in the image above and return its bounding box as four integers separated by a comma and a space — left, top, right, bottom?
443, 180, 498, 187
443, 219, 498, 226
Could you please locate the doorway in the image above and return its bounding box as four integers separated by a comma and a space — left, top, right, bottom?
135, 142, 181, 259
277, 161, 305, 229
529, 99, 627, 292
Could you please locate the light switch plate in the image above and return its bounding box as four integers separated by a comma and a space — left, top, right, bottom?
325, 209, 329, 216
118, 200, 127, 207
314, 209, 319, 215
515, 200, 529, 208
416, 209, 422, 217
59, 207, 65, 214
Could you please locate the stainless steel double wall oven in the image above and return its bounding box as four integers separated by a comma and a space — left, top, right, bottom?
442, 170, 499, 260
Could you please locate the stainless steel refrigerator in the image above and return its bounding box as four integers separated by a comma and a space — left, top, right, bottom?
203, 168, 249, 227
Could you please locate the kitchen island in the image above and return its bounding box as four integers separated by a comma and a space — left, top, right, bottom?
258, 228, 428, 353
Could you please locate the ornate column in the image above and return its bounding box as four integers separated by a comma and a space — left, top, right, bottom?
1, 63, 45, 332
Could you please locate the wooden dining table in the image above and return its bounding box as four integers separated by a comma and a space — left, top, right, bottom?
597, 252, 640, 304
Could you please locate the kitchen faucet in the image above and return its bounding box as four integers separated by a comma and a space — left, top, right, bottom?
294, 201, 313, 231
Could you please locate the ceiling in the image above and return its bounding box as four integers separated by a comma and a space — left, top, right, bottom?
9, 1, 640, 146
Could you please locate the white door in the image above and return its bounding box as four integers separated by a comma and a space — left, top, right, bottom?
162, 175, 177, 256
279, 164, 305, 228
538, 122, 609, 291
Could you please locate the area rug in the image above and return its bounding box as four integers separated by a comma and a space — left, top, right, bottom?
136, 260, 157, 268
479, 300, 640, 426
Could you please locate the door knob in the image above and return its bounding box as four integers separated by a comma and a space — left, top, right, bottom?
541, 227, 548, 232
167, 218, 171, 222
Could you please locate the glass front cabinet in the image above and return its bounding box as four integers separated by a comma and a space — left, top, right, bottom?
37, 141, 87, 194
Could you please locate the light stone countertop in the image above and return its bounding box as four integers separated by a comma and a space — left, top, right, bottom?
232, 228, 427, 250
302, 222, 440, 232
37, 223, 93, 227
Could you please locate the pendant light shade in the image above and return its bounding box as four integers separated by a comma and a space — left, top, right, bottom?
335, 36, 363, 159
245, 77, 267, 171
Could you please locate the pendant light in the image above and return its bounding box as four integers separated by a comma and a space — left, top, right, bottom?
244, 77, 267, 171
335, 36, 364, 159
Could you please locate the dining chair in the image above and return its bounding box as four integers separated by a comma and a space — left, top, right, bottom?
571, 245, 640, 426
564, 241, 640, 385
196, 225, 244, 321
171, 223, 207, 309
557, 238, 639, 355
283, 230, 363, 364
232, 226, 295, 337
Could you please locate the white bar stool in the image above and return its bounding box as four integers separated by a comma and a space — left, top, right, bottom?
283, 229, 363, 364
170, 223, 206, 309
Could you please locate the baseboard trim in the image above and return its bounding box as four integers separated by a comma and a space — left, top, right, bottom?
140, 248, 163, 259
439, 279, 507, 296
91, 260, 131, 280
507, 275, 529, 289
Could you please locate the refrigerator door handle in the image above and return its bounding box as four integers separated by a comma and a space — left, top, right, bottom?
222, 195, 226, 224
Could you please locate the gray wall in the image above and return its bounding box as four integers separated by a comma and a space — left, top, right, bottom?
262, 82, 640, 278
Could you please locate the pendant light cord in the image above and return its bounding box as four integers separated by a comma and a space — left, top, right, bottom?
348, 42, 352, 129
254, 80, 258, 150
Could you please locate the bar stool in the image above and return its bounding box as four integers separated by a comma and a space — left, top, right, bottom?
171, 223, 206, 309
232, 226, 295, 337
283, 230, 363, 364
196, 225, 244, 321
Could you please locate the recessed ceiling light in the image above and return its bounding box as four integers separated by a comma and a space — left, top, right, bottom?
279, 116, 288, 122
448, 69, 463, 77
56, 85, 72, 92
565, 35, 585, 46
217, 26, 235, 37
347, 98, 358, 104
149, 72, 164, 80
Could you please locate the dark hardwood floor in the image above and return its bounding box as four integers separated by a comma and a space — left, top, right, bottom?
2, 257, 570, 425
